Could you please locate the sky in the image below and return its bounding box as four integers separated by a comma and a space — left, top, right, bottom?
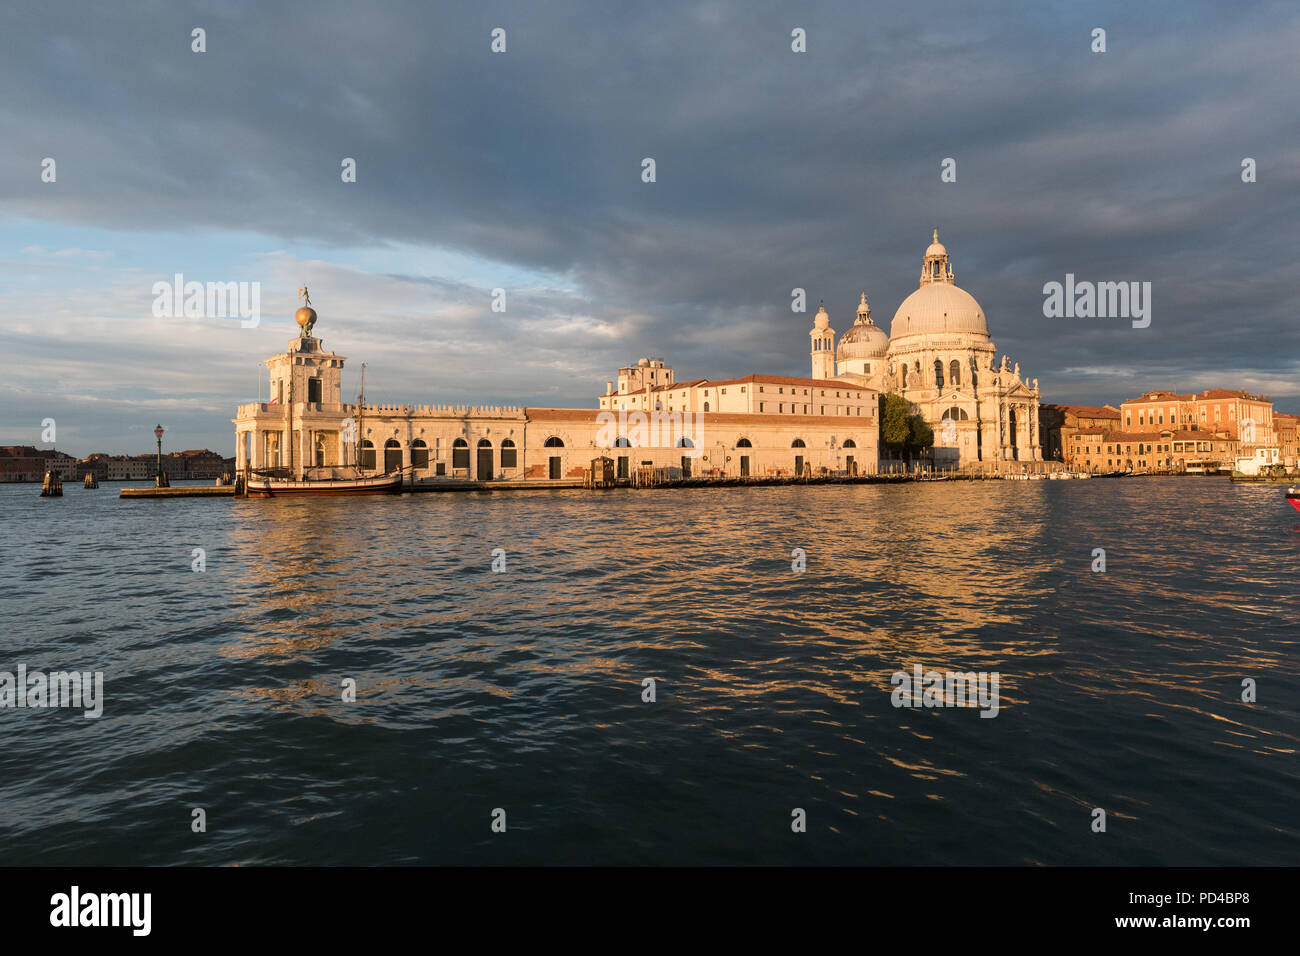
2, 0, 1297, 457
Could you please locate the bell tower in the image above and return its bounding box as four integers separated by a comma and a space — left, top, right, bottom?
809, 301, 836, 379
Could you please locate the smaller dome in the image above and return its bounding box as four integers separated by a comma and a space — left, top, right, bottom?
295, 306, 317, 328
837, 320, 889, 361
925, 228, 947, 259
638, 357, 649, 367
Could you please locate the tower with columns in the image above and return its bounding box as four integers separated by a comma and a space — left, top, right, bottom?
809, 302, 836, 380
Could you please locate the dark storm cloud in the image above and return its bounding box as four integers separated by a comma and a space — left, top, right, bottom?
2, 0, 1298, 429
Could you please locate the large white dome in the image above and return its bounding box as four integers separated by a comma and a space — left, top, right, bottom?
890, 283, 988, 339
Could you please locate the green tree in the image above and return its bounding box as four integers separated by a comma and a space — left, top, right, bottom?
879, 393, 912, 457
907, 415, 934, 455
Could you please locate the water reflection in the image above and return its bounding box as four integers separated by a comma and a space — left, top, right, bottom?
1, 478, 1296, 865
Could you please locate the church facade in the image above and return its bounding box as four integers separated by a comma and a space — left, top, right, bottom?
811, 233, 1043, 466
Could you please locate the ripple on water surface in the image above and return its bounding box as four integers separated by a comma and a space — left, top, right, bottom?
0, 478, 1296, 864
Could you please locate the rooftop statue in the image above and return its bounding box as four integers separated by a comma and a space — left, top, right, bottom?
295, 285, 317, 338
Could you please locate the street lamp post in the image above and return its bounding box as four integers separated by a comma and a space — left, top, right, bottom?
154, 424, 168, 488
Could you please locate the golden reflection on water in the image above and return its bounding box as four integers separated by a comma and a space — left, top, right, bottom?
8, 476, 1296, 865
208, 481, 1295, 808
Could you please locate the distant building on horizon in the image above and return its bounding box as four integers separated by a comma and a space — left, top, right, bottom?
0, 446, 233, 483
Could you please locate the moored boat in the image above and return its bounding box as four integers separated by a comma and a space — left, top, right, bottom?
1288, 487, 1300, 513
243, 472, 402, 497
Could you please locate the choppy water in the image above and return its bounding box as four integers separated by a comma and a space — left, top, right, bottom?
0, 477, 1296, 865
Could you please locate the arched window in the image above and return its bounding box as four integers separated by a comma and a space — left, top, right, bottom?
677, 437, 694, 448
949, 360, 961, 387
703, 401, 710, 412
360, 439, 375, 470
384, 438, 402, 473
452, 437, 469, 470
736, 438, 752, 448
411, 438, 429, 468
614, 437, 631, 447
791, 438, 806, 448
478, 438, 492, 448
544, 437, 564, 448
934, 359, 944, 388
941, 406, 970, 421
843, 439, 856, 448
500, 438, 517, 468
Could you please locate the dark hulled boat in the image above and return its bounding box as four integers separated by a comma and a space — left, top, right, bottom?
242, 470, 402, 497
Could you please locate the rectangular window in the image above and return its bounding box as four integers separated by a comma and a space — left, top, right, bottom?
307, 378, 322, 403
501, 445, 517, 468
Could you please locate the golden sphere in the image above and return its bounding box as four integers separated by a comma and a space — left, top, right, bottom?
295, 306, 317, 327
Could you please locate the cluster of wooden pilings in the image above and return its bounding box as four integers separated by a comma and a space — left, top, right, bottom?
40, 471, 63, 497
631, 466, 673, 488
83, 472, 99, 489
